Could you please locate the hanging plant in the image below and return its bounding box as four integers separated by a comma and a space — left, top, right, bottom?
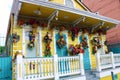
71, 27, 79, 41
91, 37, 101, 54
28, 31, 35, 49
18, 19, 24, 26
12, 33, 20, 43
57, 35, 66, 49
44, 32, 52, 44
41, 21, 47, 28
44, 44, 52, 57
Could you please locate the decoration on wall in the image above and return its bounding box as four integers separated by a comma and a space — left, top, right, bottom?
91, 37, 102, 54
69, 44, 84, 56
44, 43, 52, 57
81, 34, 88, 49
28, 31, 35, 48
12, 33, 20, 43
57, 33, 66, 48
44, 32, 52, 44
44, 32, 52, 57
71, 26, 79, 41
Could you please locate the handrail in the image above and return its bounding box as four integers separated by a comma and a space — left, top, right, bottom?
16, 54, 84, 80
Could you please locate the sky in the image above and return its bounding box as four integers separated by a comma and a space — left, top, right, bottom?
0, 0, 13, 46
0, 0, 13, 36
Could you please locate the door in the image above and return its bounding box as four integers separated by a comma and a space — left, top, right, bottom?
0, 56, 12, 80
23, 29, 39, 57
79, 34, 91, 70
55, 32, 68, 57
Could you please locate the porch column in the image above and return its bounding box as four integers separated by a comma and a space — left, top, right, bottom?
54, 54, 59, 80
79, 53, 85, 75
110, 52, 115, 69
96, 52, 101, 72
16, 54, 23, 80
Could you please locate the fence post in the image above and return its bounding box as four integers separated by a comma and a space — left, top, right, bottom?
16, 54, 23, 80
79, 53, 85, 75
110, 52, 115, 69
96, 52, 101, 72
54, 54, 59, 80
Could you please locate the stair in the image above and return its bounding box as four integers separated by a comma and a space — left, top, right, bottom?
85, 70, 99, 80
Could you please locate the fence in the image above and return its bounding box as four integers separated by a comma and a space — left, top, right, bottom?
96, 52, 120, 72
15, 54, 84, 80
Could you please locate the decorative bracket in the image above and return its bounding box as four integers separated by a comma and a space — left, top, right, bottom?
72, 16, 86, 26
47, 10, 59, 27
91, 21, 105, 33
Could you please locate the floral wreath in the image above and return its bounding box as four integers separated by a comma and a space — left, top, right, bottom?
28, 31, 35, 49
57, 33, 66, 48
12, 33, 20, 43
71, 26, 79, 41
44, 32, 52, 44
91, 37, 101, 54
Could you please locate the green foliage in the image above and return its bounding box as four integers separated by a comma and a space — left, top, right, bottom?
0, 46, 5, 54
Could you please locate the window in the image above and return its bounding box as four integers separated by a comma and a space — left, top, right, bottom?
65, 0, 74, 8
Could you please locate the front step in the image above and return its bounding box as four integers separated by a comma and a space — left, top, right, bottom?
85, 70, 99, 80
60, 74, 86, 80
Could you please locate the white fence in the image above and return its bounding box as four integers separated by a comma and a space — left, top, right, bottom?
16, 54, 84, 80
96, 52, 120, 72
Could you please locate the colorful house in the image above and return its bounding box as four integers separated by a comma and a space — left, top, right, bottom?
6, 0, 120, 80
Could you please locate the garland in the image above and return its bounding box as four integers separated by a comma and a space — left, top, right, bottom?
57, 33, 66, 48
44, 32, 52, 57
12, 33, 20, 43
91, 37, 101, 54
28, 31, 35, 49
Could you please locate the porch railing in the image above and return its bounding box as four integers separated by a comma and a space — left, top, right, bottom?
16, 54, 84, 80
96, 52, 120, 72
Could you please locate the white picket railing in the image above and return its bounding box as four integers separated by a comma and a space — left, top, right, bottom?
96, 52, 120, 72
16, 54, 84, 80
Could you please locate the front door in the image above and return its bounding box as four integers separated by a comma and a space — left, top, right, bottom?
0, 56, 12, 80
79, 34, 91, 70
55, 32, 68, 57
24, 28, 39, 57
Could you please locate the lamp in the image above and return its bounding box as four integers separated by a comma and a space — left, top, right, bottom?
34, 8, 42, 15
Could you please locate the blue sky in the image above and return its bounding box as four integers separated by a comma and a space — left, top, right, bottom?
0, 0, 13, 46
0, 0, 13, 36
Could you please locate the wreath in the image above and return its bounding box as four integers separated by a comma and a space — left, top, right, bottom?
28, 31, 35, 48
81, 35, 88, 49
12, 33, 20, 43
91, 37, 101, 54
71, 27, 79, 41
57, 35, 66, 48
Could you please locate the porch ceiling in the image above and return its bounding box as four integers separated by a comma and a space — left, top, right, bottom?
19, 2, 118, 29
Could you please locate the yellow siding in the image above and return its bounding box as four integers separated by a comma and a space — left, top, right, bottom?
41, 29, 54, 57
89, 34, 96, 69
12, 26, 23, 58
118, 73, 120, 80
73, 0, 86, 11
100, 76, 112, 80
68, 34, 79, 47
50, 0, 64, 5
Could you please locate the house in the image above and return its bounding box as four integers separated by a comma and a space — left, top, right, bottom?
6, 0, 120, 80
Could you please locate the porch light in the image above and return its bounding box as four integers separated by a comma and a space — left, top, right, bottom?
33, 8, 42, 15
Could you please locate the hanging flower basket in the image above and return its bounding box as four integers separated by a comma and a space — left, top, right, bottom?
71, 27, 79, 41
18, 19, 24, 26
